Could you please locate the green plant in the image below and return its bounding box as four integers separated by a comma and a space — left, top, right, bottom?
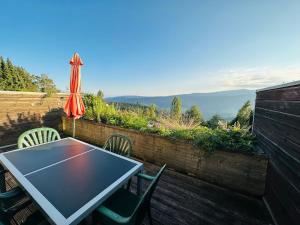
194, 126, 255, 155
170, 96, 182, 120
82, 93, 256, 155
184, 105, 204, 124
206, 114, 224, 129
231, 100, 253, 128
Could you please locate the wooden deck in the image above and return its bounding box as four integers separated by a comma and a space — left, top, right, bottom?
4, 160, 273, 225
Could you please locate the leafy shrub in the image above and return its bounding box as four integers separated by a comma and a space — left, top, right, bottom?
82, 94, 117, 123
110, 112, 149, 130
194, 126, 255, 154
82, 93, 256, 155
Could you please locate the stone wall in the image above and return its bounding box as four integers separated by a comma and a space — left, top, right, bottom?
62, 117, 268, 196
0, 91, 68, 145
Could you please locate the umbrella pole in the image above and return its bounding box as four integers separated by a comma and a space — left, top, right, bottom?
72, 117, 75, 138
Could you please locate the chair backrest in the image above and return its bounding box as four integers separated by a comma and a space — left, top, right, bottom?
103, 134, 132, 157
133, 164, 166, 225
18, 127, 61, 149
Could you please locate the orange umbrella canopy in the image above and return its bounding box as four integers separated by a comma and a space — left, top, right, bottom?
64, 53, 85, 119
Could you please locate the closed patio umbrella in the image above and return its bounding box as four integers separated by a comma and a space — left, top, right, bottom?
64, 53, 85, 137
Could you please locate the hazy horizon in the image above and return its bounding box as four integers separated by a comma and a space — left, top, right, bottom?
104, 88, 256, 98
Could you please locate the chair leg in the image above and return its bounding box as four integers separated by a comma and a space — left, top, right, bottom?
148, 208, 153, 225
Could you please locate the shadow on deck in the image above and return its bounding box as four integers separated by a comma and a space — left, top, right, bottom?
4, 159, 272, 225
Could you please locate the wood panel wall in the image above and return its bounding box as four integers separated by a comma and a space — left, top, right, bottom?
0, 91, 68, 146
253, 82, 300, 225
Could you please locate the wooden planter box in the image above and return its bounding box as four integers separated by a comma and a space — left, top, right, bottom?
62, 117, 268, 196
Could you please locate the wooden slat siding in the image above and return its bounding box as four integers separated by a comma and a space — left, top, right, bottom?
254, 116, 300, 162
255, 100, 300, 115
256, 85, 300, 101
0, 91, 68, 145
254, 82, 300, 225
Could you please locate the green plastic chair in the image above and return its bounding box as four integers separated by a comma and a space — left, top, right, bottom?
0, 186, 32, 225
103, 134, 132, 157
95, 164, 166, 225
18, 127, 61, 149
0, 166, 50, 225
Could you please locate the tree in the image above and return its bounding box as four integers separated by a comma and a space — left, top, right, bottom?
207, 114, 224, 129
97, 90, 104, 99
170, 96, 182, 120
0, 56, 3, 77
147, 104, 157, 118
37, 74, 58, 95
235, 100, 253, 127
185, 105, 204, 124
0, 56, 56, 93
0, 57, 4, 89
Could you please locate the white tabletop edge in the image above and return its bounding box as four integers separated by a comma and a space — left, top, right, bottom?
0, 154, 67, 225
0, 137, 144, 225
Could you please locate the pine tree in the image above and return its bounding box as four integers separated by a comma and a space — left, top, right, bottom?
0, 56, 3, 77
0, 57, 4, 89
170, 96, 182, 120
5, 58, 15, 90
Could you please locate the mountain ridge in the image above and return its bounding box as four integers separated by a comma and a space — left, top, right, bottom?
105, 89, 256, 120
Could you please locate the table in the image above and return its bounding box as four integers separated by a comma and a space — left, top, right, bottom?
0, 137, 143, 225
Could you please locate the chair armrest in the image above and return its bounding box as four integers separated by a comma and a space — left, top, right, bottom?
97, 206, 130, 224
0, 187, 23, 199
137, 173, 155, 181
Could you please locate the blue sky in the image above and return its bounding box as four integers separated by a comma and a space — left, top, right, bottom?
1, 1, 300, 96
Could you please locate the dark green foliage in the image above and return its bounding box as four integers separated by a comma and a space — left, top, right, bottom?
185, 105, 204, 124
206, 114, 224, 129
170, 96, 182, 120
82, 93, 95, 108
194, 127, 255, 154
112, 102, 149, 113
0, 56, 58, 93
232, 100, 253, 128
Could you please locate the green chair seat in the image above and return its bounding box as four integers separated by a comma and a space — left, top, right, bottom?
98, 188, 141, 219
18, 127, 61, 149
95, 164, 166, 225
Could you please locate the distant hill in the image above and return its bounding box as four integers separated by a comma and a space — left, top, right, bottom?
105, 89, 256, 120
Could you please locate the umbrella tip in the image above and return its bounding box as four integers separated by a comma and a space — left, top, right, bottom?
70, 52, 83, 65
